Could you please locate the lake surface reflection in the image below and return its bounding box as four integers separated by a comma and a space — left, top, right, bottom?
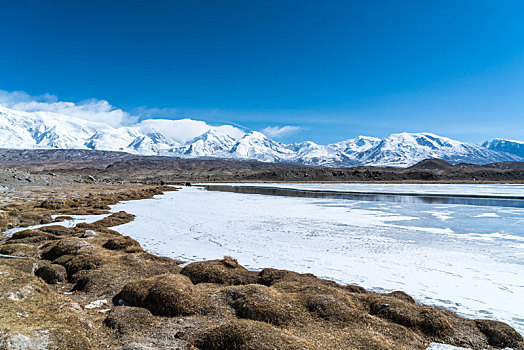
202, 184, 524, 208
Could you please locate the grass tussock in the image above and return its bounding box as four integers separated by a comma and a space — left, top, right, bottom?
0, 243, 38, 257
475, 319, 524, 348
103, 236, 143, 253
369, 298, 453, 337
7, 229, 58, 244
35, 264, 67, 284
41, 238, 96, 261
114, 273, 202, 316
181, 257, 258, 285
257, 268, 339, 288
104, 306, 155, 334
194, 319, 319, 350
223, 284, 300, 326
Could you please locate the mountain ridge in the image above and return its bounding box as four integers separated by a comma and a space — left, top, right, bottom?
482, 138, 524, 158
0, 105, 522, 167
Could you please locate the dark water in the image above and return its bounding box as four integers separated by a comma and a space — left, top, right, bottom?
202, 184, 524, 208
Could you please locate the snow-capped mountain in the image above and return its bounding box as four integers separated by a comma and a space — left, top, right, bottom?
172, 129, 237, 158
329, 136, 381, 156
0, 104, 522, 167
290, 141, 354, 166
356, 132, 522, 167
229, 131, 295, 162
0, 105, 178, 155
482, 138, 524, 158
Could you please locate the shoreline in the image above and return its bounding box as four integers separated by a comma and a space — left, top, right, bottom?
110, 185, 524, 334
1, 183, 523, 349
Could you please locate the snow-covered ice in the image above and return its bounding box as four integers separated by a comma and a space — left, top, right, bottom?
110, 184, 524, 334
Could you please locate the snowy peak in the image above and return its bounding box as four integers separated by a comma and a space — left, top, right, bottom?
482, 138, 524, 158
329, 135, 381, 155
359, 132, 522, 167
290, 141, 354, 166
230, 131, 295, 162
174, 129, 237, 157
1, 104, 523, 167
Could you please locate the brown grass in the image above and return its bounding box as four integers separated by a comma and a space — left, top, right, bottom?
103, 236, 143, 253
181, 257, 258, 285
0, 265, 95, 349
1, 183, 523, 350
114, 273, 202, 316
193, 319, 319, 350
476, 319, 524, 348
34, 264, 67, 284
0, 243, 38, 257
104, 306, 155, 334
7, 229, 58, 244
223, 284, 301, 326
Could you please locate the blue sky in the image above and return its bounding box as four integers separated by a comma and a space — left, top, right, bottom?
1, 0, 523, 143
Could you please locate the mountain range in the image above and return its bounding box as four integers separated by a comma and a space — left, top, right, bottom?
0, 105, 522, 167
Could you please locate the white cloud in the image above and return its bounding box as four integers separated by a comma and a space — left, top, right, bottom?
0, 90, 275, 143
137, 118, 245, 144
0, 90, 136, 127
261, 125, 301, 138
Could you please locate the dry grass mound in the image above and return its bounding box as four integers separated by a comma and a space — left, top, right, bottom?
193, 319, 318, 350
181, 256, 257, 285
35, 264, 67, 284
257, 268, 339, 288
0, 243, 38, 258
273, 281, 361, 324
104, 306, 155, 334
90, 211, 135, 228
370, 298, 454, 337
223, 284, 300, 326
72, 253, 182, 296
7, 229, 58, 243
342, 284, 367, 293
41, 238, 96, 261
475, 319, 524, 348
114, 273, 202, 316
39, 225, 74, 236
63, 250, 107, 277
386, 291, 417, 304
305, 293, 360, 323
103, 236, 143, 253
39, 199, 68, 210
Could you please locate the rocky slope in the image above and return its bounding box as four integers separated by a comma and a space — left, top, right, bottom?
2, 149, 524, 184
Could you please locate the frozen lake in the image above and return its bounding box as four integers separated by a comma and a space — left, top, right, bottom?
110, 183, 524, 334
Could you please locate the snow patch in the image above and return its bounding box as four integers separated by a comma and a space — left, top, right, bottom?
473, 213, 500, 218
84, 299, 108, 309
2, 214, 110, 238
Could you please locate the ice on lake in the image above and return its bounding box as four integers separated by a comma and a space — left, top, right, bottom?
110, 183, 524, 334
